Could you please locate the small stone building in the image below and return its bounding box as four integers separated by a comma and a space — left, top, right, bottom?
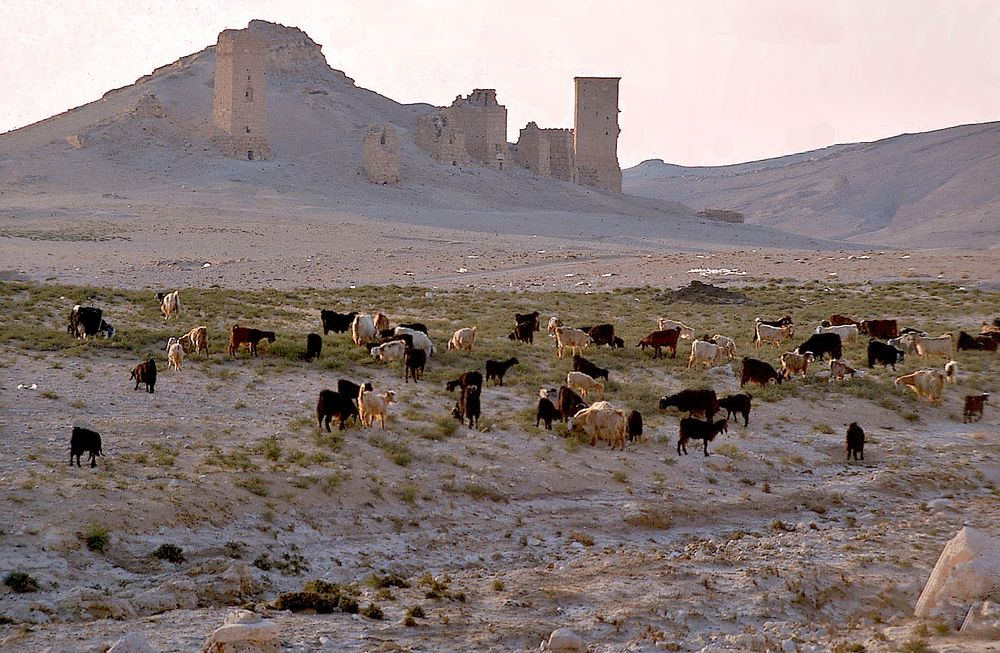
516, 122, 575, 182
413, 112, 471, 166
362, 124, 400, 184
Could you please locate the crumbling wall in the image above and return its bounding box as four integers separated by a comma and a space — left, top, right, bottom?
447, 89, 509, 170
212, 27, 271, 160
516, 123, 575, 182
362, 124, 401, 184
413, 112, 471, 166
573, 77, 621, 192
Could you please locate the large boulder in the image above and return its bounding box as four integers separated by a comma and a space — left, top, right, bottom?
915, 526, 1000, 617
548, 627, 585, 653
200, 609, 279, 653
108, 632, 158, 653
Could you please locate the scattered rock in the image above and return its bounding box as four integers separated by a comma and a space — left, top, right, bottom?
622, 502, 672, 529
108, 632, 158, 653
548, 627, 585, 652
914, 526, 1000, 617
961, 600, 1000, 638
58, 586, 135, 621
199, 609, 279, 653
132, 579, 198, 614
926, 498, 949, 513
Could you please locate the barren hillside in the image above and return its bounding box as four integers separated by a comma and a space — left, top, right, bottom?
623, 123, 1000, 248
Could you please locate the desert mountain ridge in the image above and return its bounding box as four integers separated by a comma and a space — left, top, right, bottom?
624, 121, 1000, 248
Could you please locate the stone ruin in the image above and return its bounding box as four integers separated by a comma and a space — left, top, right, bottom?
414, 89, 507, 169
573, 76, 622, 193
414, 112, 471, 167
362, 124, 400, 184
516, 122, 575, 182
212, 27, 271, 161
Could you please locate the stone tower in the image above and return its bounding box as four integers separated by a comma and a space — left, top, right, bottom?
447, 89, 509, 170
516, 122, 575, 182
573, 77, 621, 192
213, 28, 270, 160
363, 124, 401, 184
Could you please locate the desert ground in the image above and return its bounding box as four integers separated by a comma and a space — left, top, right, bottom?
1, 230, 998, 653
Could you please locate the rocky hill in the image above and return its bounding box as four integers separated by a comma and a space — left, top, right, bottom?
623, 122, 1000, 248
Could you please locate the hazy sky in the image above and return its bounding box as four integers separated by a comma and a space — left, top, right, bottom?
3, 0, 1000, 167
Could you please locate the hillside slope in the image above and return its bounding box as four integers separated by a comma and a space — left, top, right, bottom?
0, 20, 853, 253
624, 123, 1000, 248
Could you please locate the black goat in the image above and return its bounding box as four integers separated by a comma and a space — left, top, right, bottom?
485, 357, 519, 386
677, 418, 728, 456
70, 427, 103, 468
718, 393, 752, 427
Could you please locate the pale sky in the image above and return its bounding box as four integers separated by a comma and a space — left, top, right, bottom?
3, 0, 1000, 167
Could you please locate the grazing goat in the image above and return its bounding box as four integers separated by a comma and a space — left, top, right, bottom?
394, 327, 435, 357
752, 316, 793, 345
827, 314, 859, 327
317, 390, 359, 431
508, 321, 534, 344
452, 384, 481, 428
846, 422, 865, 461
815, 323, 859, 345
740, 357, 783, 387
754, 322, 795, 349
446, 370, 483, 392
371, 340, 406, 363
718, 393, 752, 427
867, 340, 904, 370
945, 360, 958, 383
895, 369, 945, 403
485, 357, 519, 386
626, 410, 643, 442
166, 337, 183, 371
131, 359, 157, 393
573, 354, 609, 381
351, 314, 378, 347
657, 318, 695, 340
570, 401, 627, 450
829, 359, 857, 382
859, 319, 899, 340
179, 326, 208, 355
659, 389, 719, 420
536, 389, 561, 430
337, 379, 372, 404
710, 334, 737, 361
677, 418, 728, 456
515, 311, 541, 332
304, 333, 322, 361
67, 305, 104, 339
398, 322, 428, 334
587, 324, 618, 348
228, 326, 275, 357
555, 327, 593, 358
888, 333, 920, 356
963, 393, 989, 423
566, 371, 604, 398
915, 334, 955, 358
156, 291, 181, 320
780, 350, 814, 379
70, 427, 103, 468
958, 331, 999, 352
404, 347, 426, 383
359, 386, 395, 429
558, 385, 588, 422
795, 333, 842, 361
372, 312, 390, 332
448, 327, 477, 352
547, 316, 562, 336
688, 339, 730, 369
637, 328, 681, 359
321, 309, 357, 334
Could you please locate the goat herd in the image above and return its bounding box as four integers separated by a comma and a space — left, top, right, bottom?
61, 293, 997, 468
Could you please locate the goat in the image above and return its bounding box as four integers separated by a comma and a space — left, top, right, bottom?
485, 357, 519, 386
677, 418, 728, 456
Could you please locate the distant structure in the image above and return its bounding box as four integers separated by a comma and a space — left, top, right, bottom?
212, 28, 270, 161
362, 124, 400, 184
573, 77, 621, 192
516, 122, 575, 183
414, 89, 508, 169
413, 113, 471, 166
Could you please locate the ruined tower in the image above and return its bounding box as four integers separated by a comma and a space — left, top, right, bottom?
573, 77, 621, 192
516, 122, 575, 182
363, 124, 401, 184
212, 28, 270, 160
447, 89, 509, 170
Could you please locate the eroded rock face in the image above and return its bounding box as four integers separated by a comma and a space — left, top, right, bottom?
58, 586, 135, 621
199, 609, 279, 653
548, 627, 585, 653
961, 600, 1000, 639
915, 526, 1000, 617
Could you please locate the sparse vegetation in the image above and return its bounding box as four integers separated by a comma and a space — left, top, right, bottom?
4, 571, 39, 593
83, 523, 109, 553
152, 543, 186, 564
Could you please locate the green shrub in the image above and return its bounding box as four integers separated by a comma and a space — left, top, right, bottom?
83, 523, 109, 553
152, 543, 186, 564
4, 571, 39, 593
360, 603, 384, 619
